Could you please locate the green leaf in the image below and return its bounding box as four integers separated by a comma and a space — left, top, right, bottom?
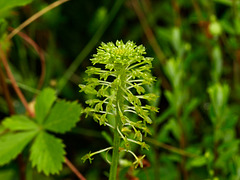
172, 27, 182, 54
2, 115, 38, 131
30, 132, 65, 175
0, 0, 33, 11
211, 45, 222, 82
35, 88, 56, 124
43, 100, 82, 133
208, 83, 229, 118
188, 156, 207, 168
164, 58, 183, 89
0, 131, 37, 166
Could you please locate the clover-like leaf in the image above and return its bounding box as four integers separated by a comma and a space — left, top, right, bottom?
0, 131, 37, 165
35, 88, 56, 124
30, 132, 65, 175
2, 115, 38, 131
43, 100, 82, 133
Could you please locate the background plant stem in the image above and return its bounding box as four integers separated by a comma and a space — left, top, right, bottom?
64, 157, 86, 180
0, 66, 15, 115
0, 46, 35, 117
7, 0, 70, 40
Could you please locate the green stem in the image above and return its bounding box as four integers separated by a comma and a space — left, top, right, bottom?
109, 74, 125, 180
109, 117, 121, 180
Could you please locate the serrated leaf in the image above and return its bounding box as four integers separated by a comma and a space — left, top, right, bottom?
30, 132, 65, 175
43, 101, 82, 133
35, 88, 56, 124
2, 115, 38, 131
0, 131, 37, 166
0, 0, 33, 11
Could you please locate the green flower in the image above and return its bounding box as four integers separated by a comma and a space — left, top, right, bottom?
133, 155, 146, 168
79, 40, 158, 169
81, 152, 94, 164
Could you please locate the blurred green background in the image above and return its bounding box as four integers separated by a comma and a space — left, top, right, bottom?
1, 0, 240, 179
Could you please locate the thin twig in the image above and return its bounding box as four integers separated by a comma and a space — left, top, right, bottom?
0, 64, 26, 179
7, 0, 70, 40
8, 27, 46, 90
64, 157, 86, 180
0, 66, 15, 115
0, 46, 34, 117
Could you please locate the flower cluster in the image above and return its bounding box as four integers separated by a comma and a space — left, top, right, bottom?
79, 40, 158, 167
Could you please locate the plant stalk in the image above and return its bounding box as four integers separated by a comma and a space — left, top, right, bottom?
0, 46, 35, 117
109, 74, 125, 180
109, 116, 121, 180
64, 157, 86, 180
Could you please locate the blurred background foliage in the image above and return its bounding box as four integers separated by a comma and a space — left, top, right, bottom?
1, 0, 240, 179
